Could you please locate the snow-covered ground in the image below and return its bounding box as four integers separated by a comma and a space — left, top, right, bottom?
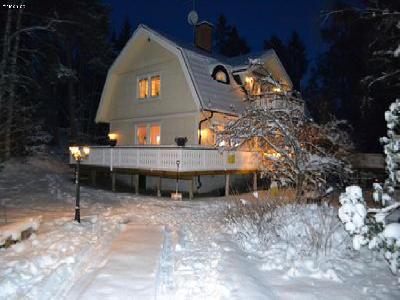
0, 156, 399, 299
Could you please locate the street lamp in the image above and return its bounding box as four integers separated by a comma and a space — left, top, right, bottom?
69, 146, 90, 223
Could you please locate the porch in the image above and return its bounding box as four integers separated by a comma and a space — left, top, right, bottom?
70, 146, 261, 198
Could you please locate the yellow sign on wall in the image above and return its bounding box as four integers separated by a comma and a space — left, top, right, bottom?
227, 153, 236, 164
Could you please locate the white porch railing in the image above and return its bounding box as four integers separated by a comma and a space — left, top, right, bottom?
70, 146, 260, 173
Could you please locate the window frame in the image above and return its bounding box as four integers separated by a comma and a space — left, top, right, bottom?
211, 65, 230, 84
136, 72, 162, 101
134, 122, 162, 145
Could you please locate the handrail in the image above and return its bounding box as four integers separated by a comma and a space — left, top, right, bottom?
70, 146, 260, 172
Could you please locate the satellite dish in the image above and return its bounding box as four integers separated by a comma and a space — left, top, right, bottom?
187, 10, 198, 26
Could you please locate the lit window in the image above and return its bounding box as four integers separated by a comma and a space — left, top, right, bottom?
212, 66, 230, 84
245, 76, 254, 90
136, 126, 147, 144
245, 76, 262, 96
215, 71, 227, 83
138, 78, 148, 99
253, 82, 262, 96
150, 125, 161, 145
151, 75, 160, 97
136, 124, 161, 145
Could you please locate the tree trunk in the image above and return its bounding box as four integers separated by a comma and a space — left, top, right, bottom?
5, 6, 23, 159
295, 173, 304, 202
0, 7, 12, 102
0, 7, 12, 158
67, 48, 77, 143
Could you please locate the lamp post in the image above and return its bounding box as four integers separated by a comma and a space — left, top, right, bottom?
69, 146, 90, 223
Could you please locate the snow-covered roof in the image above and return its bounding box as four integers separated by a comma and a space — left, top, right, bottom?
96, 24, 292, 122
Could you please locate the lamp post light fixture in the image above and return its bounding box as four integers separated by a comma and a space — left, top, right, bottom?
108, 133, 118, 147
69, 146, 90, 223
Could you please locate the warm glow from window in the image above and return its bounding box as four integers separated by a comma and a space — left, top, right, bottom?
245, 76, 262, 96
264, 150, 281, 159
136, 126, 147, 144
215, 71, 227, 83
253, 82, 262, 95
138, 78, 148, 99
198, 128, 208, 138
150, 125, 161, 145
245, 76, 253, 86
272, 86, 282, 93
151, 75, 160, 97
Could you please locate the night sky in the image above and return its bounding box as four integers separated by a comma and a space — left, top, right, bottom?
103, 0, 338, 67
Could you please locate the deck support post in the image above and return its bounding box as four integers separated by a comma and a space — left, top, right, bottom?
111, 172, 116, 192
225, 174, 230, 196
253, 172, 258, 191
189, 177, 194, 200
90, 170, 96, 186
157, 177, 162, 197
134, 174, 139, 195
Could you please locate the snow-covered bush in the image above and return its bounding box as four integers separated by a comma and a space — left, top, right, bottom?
339, 186, 400, 274
225, 197, 279, 250
226, 195, 346, 261
338, 186, 368, 250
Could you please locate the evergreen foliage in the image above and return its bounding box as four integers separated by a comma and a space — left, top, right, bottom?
264, 32, 308, 92
0, 0, 114, 160
214, 14, 250, 57
306, 0, 400, 152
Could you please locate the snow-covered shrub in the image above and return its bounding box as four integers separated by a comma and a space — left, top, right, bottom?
338, 186, 368, 250
339, 186, 400, 274
226, 196, 346, 261
274, 204, 345, 260
225, 197, 280, 251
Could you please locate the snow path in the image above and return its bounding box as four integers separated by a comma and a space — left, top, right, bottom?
71, 224, 165, 300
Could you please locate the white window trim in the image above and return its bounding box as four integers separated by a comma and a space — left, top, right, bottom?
134, 122, 162, 145
136, 72, 162, 102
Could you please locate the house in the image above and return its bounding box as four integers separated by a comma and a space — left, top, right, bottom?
74, 22, 293, 197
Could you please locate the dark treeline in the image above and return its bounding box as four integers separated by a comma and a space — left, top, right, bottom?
0, 0, 118, 161
0, 1, 398, 162
306, 0, 400, 152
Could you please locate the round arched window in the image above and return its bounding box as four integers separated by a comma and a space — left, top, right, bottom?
211, 65, 230, 84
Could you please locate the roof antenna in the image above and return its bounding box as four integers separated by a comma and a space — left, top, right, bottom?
187, 0, 198, 44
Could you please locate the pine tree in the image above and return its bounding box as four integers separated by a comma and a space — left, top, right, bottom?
286, 31, 308, 92
214, 15, 250, 57
263, 33, 308, 92
115, 16, 133, 51
263, 35, 287, 66
214, 14, 231, 54
305, 1, 372, 150
221, 26, 250, 57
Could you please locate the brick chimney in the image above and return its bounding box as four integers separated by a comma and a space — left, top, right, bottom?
195, 21, 213, 53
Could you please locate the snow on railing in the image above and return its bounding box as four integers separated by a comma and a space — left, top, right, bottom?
69, 146, 260, 172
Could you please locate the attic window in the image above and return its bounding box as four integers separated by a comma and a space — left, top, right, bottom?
137, 74, 161, 100
212, 65, 230, 84
138, 78, 148, 99
215, 71, 227, 83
